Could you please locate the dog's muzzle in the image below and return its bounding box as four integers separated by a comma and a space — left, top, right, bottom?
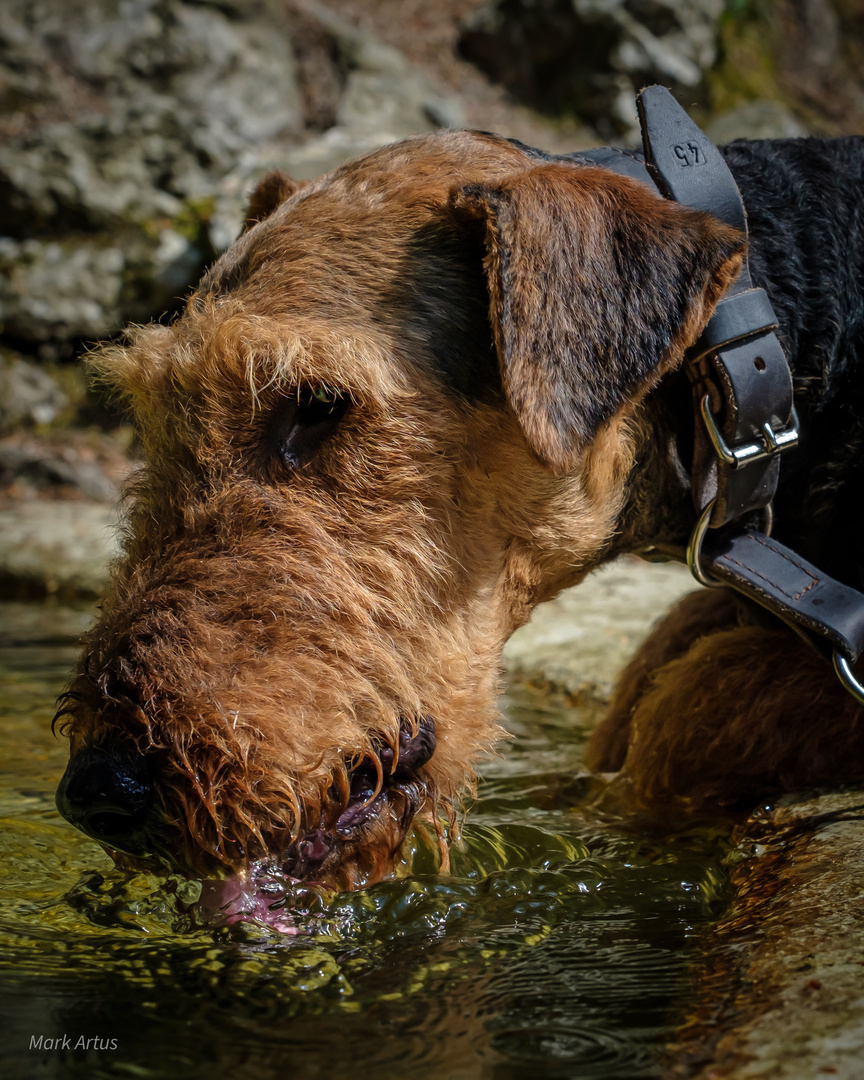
56, 746, 153, 856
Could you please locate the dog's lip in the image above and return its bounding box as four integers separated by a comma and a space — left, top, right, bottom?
106, 719, 438, 917
107, 767, 424, 883
328, 716, 437, 839
287, 769, 428, 872
191, 742, 435, 924
106, 783, 422, 933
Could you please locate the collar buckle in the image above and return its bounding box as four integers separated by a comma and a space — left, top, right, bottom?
635, 85, 864, 703
700, 394, 800, 469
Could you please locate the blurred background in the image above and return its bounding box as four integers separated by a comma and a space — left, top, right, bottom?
1, 0, 863, 599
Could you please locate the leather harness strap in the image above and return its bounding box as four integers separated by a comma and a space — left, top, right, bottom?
579, 87, 864, 703
701, 528, 864, 663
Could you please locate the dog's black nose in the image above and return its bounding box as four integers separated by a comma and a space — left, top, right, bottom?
56, 746, 152, 854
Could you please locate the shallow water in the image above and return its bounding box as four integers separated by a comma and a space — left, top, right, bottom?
0, 600, 731, 1080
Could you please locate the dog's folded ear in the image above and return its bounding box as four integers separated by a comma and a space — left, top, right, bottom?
243, 170, 303, 232
451, 163, 746, 473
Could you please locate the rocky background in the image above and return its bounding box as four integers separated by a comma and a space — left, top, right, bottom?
1, 0, 863, 598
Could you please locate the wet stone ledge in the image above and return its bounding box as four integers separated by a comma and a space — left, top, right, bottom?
504, 558, 696, 700
508, 564, 864, 1079
669, 792, 864, 1080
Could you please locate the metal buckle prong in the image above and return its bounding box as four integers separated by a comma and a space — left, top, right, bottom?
700, 395, 799, 469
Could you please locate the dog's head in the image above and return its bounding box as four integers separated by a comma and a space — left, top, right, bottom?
55, 131, 743, 910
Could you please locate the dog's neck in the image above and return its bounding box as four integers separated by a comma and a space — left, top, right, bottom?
608, 373, 697, 562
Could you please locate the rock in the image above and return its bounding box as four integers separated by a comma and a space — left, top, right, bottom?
0, 238, 125, 343
209, 3, 465, 248
0, 0, 305, 353
337, 69, 464, 137
0, 500, 120, 599
459, 0, 724, 137
304, 1, 464, 136
0, 444, 117, 501
0, 0, 303, 234
0, 0, 466, 348
706, 100, 810, 144
298, 0, 413, 79
676, 790, 864, 1078
504, 558, 696, 701
0, 355, 69, 433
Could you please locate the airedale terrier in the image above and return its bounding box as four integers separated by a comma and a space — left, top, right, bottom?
54, 103, 864, 901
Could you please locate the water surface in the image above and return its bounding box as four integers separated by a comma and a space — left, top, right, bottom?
0, 601, 730, 1079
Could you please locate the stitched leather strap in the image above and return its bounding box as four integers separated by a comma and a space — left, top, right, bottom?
575, 147, 656, 188
702, 529, 864, 663
636, 85, 796, 529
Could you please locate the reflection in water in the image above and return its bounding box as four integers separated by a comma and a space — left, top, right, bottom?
0, 601, 731, 1079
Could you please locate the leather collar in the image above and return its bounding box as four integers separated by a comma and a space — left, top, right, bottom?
578, 87, 864, 704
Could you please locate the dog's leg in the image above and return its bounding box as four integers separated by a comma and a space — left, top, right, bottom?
587, 588, 742, 772
589, 590, 864, 809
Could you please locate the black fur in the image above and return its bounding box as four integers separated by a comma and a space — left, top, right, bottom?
723, 137, 864, 586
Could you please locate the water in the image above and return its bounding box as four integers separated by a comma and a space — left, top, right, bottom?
0, 600, 731, 1079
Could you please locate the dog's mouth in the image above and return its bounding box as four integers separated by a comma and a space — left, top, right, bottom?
268, 716, 439, 886
67, 717, 439, 925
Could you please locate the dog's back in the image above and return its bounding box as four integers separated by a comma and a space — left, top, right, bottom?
724, 137, 864, 585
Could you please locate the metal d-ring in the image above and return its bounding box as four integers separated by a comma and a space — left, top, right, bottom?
686, 499, 723, 588
833, 651, 864, 707
686, 499, 775, 590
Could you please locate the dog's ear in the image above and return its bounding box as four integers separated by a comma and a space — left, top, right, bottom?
243, 170, 303, 231
451, 163, 745, 473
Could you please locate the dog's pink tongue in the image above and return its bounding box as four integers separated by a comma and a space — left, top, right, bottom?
194, 870, 302, 933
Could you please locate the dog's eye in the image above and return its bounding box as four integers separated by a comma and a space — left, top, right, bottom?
303, 384, 346, 418
269, 384, 351, 468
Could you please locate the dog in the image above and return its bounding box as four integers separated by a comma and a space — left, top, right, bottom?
53, 109, 864, 906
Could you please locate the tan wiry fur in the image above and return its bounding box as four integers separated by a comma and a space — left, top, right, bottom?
55, 130, 746, 888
